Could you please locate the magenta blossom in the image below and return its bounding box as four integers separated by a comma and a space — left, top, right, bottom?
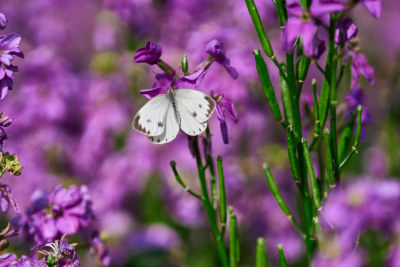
335, 18, 358, 44
139, 70, 206, 100
133, 41, 162, 65
211, 92, 238, 144
351, 50, 375, 89
0, 33, 24, 100
17, 185, 94, 244
206, 39, 238, 79
283, 0, 345, 57
0, 253, 46, 267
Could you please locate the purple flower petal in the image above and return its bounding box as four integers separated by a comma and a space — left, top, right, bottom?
283, 18, 304, 53
56, 215, 80, 234
175, 69, 206, 89
0, 13, 7, 30
335, 18, 358, 44
133, 41, 162, 65
219, 120, 229, 144
219, 97, 238, 123
300, 22, 319, 56
361, 0, 382, 18
139, 87, 167, 100
310, 0, 346, 20
286, 0, 303, 17
206, 39, 238, 79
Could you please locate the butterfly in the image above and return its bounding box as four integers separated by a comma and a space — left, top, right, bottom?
132, 88, 216, 144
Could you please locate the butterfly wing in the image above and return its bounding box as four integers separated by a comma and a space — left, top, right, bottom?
174, 89, 216, 136
148, 101, 180, 144
132, 94, 169, 136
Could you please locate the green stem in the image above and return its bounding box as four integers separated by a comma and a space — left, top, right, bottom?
339, 105, 363, 170
301, 138, 321, 210
217, 156, 227, 237
193, 136, 229, 267
170, 161, 202, 200
263, 164, 306, 240
255, 238, 267, 267
277, 244, 289, 267
229, 207, 239, 267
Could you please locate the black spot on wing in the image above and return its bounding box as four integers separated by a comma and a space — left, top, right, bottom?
158, 122, 164, 127
133, 115, 147, 133
192, 111, 197, 117
204, 96, 216, 117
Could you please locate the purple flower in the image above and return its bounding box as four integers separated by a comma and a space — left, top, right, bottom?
360, 0, 382, 19
335, 18, 358, 45
0, 253, 46, 267
139, 70, 206, 100
0, 33, 24, 100
133, 41, 162, 65
89, 231, 110, 267
17, 185, 94, 244
283, 0, 345, 57
318, 179, 400, 265
351, 50, 375, 89
212, 92, 238, 144
345, 86, 371, 139
0, 13, 7, 30
206, 39, 238, 79
0, 184, 21, 214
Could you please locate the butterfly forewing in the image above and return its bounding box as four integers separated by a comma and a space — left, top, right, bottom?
148, 101, 180, 144
132, 94, 169, 136
174, 89, 216, 136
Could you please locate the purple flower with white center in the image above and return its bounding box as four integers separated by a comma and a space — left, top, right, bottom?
133, 41, 162, 65
139, 70, 206, 100
17, 185, 94, 244
0, 33, 24, 100
89, 231, 110, 267
0, 253, 46, 267
283, 0, 345, 57
0, 184, 21, 214
351, 50, 375, 89
211, 92, 238, 144
335, 18, 358, 45
0, 13, 7, 30
206, 39, 238, 79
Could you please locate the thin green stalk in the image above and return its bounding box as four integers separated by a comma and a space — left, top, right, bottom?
338, 111, 356, 162
157, 59, 177, 77
170, 161, 202, 200
274, 0, 287, 27
328, 17, 340, 183
276, 244, 288, 267
253, 49, 284, 125
229, 207, 238, 267
263, 164, 306, 239
301, 138, 321, 210
340, 105, 363, 170
193, 136, 229, 267
255, 238, 267, 267
323, 130, 336, 189
244, 0, 273, 58
217, 156, 227, 237
309, 79, 321, 152
286, 126, 301, 185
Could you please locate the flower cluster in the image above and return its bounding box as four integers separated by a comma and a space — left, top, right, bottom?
33, 237, 80, 267
16, 185, 94, 244
0, 13, 23, 101
315, 179, 400, 266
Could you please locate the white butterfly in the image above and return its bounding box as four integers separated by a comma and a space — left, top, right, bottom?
132, 88, 216, 144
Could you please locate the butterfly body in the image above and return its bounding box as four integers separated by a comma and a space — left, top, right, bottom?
132, 88, 216, 144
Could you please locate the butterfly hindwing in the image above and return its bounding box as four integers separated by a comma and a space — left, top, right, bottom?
148, 101, 180, 144
132, 94, 169, 136
174, 89, 216, 136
